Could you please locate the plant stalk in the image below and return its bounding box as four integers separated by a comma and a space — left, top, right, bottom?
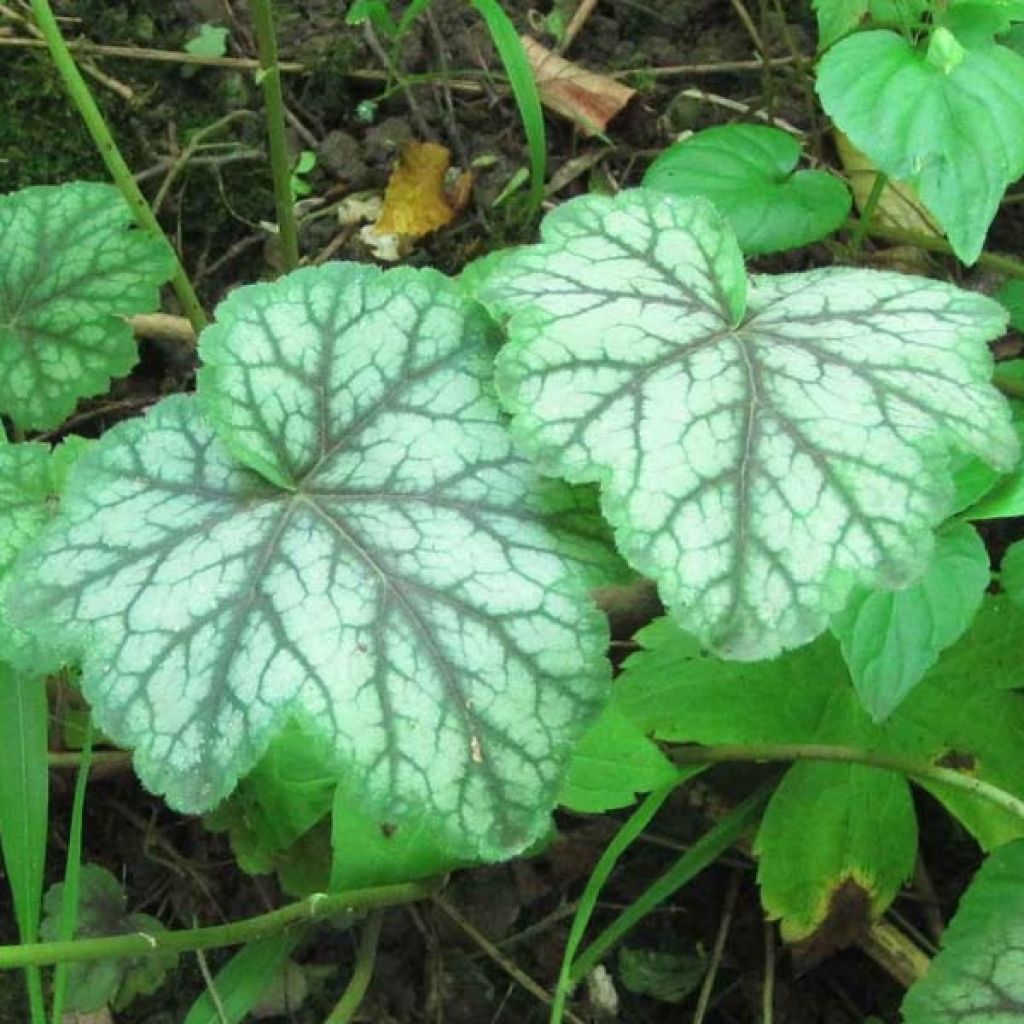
29, 0, 207, 336
669, 743, 1024, 825
248, 0, 300, 271
323, 911, 384, 1024
0, 882, 436, 970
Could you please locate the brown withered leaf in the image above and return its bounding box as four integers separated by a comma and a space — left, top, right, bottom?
522, 35, 635, 137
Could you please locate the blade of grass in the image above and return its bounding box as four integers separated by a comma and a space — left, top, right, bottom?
468, 0, 546, 216
549, 767, 705, 1024
569, 782, 773, 984
49, 718, 93, 1024
0, 665, 48, 1024
184, 932, 303, 1024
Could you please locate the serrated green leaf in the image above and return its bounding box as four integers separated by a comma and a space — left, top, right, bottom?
0, 435, 90, 664
645, 125, 851, 254
939, 0, 1024, 48
483, 188, 1017, 660
40, 864, 175, 1013
1002, 540, 1024, 606
558, 706, 678, 813
11, 263, 612, 860
617, 947, 704, 1004
901, 840, 1024, 1023
831, 521, 990, 722
0, 183, 175, 429
817, 30, 1024, 264
616, 620, 915, 940
616, 604, 1024, 934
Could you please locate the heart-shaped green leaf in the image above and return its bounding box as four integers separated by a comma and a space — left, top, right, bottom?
10, 263, 613, 859
482, 189, 1017, 659
644, 124, 851, 254
0, 183, 175, 429
817, 29, 1024, 264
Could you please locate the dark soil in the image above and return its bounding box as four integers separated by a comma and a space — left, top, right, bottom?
2, 1, 1022, 1021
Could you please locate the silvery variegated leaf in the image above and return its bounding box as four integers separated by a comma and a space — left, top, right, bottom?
10, 263, 614, 859
0, 182, 174, 429
482, 188, 1019, 660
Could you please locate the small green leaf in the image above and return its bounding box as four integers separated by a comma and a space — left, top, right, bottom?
0, 183, 175, 429
997, 279, 1024, 330
831, 522, 990, 721
926, 25, 967, 72
559, 706, 678, 813
617, 947, 704, 1004
644, 124, 851, 254
1002, 539, 1024, 606
938, 0, 1024, 47
817, 30, 1024, 264
12, 263, 613, 860
184, 23, 229, 58
40, 864, 175, 1013
901, 840, 1024, 1023
813, 0, 868, 48
483, 188, 1017, 659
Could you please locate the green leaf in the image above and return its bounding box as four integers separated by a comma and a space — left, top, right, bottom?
0, 435, 90, 665
644, 124, 851, 254
184, 934, 301, 1024
11, 263, 612, 860
0, 665, 48, 945
813, 0, 868, 47
1002, 539, 1024, 606
939, 0, 1024, 48
615, 607, 1024, 934
830, 521, 990, 721
184, 23, 229, 58
0, 183, 175, 429
483, 189, 1017, 660
40, 864, 175, 1013
558, 706, 678, 813
755, 758, 916, 941
331, 778, 460, 891
817, 30, 1024, 264
997, 279, 1024, 330
617, 947, 704, 1004
901, 840, 1024, 1023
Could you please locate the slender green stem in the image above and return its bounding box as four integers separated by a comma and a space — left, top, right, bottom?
844, 217, 1024, 279
50, 722, 93, 1024
248, 0, 300, 271
850, 172, 888, 253
0, 882, 436, 970
669, 743, 1024, 825
29, 0, 207, 336
323, 911, 384, 1024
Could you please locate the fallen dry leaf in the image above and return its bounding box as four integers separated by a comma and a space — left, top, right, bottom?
835, 132, 939, 236
522, 35, 634, 137
362, 141, 472, 261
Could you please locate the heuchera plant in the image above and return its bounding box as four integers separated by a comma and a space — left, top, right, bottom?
5, 1, 1024, 1018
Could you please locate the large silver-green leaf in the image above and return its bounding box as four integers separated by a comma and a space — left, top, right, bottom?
482, 189, 1018, 659
10, 263, 613, 859
901, 840, 1024, 1023
0, 183, 175, 429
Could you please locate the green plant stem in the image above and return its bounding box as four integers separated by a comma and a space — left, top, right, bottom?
28, 0, 207, 336
850, 172, 888, 253
669, 743, 1024, 825
323, 911, 384, 1024
50, 721, 93, 1024
0, 882, 436, 970
844, 217, 1024, 279
248, 0, 300, 271
994, 370, 1024, 401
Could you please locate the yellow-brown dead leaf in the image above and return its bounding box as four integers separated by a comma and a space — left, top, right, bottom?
375, 141, 466, 238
